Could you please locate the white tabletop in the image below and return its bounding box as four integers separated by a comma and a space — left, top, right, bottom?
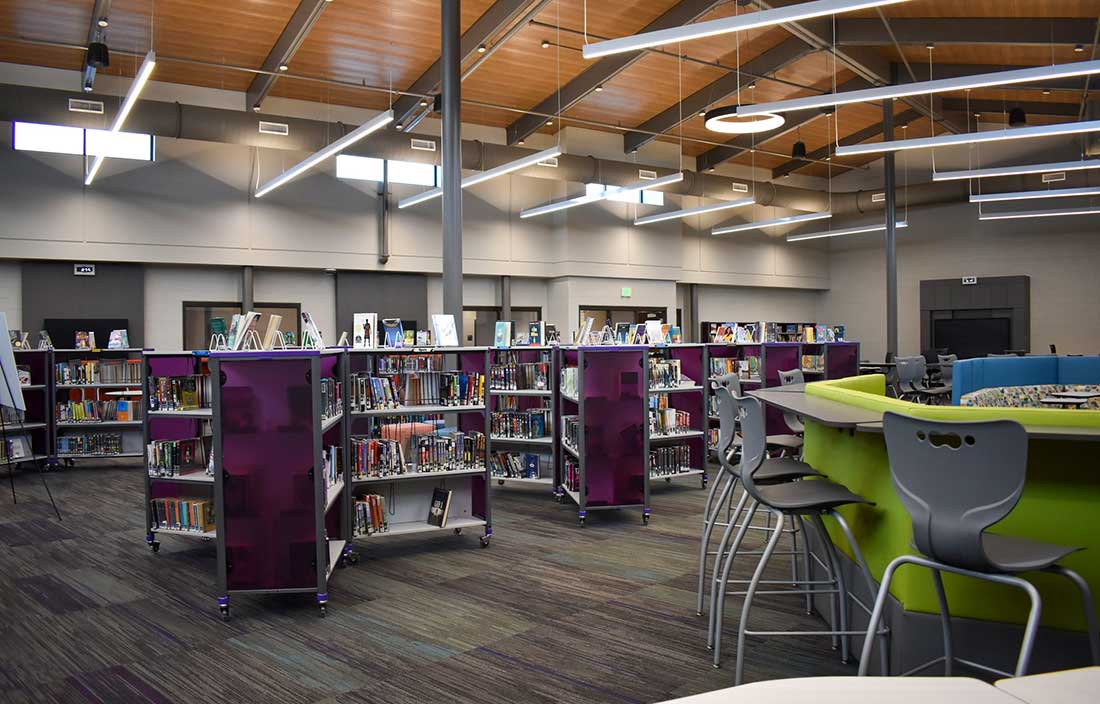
996, 666, 1100, 704
659, 677, 1020, 704
1050, 390, 1100, 400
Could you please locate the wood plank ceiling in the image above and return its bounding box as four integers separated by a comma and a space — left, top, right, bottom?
0, 0, 1097, 179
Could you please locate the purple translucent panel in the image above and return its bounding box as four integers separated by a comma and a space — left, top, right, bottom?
827, 343, 859, 379
763, 344, 801, 387
668, 347, 705, 469
220, 358, 317, 591
320, 353, 339, 379
152, 417, 204, 442
583, 350, 645, 507
148, 356, 197, 378
471, 475, 487, 520
151, 482, 209, 502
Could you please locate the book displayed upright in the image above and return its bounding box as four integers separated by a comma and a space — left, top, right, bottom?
427, 488, 452, 528
353, 313, 377, 349
382, 318, 404, 348
432, 314, 459, 347
493, 321, 512, 348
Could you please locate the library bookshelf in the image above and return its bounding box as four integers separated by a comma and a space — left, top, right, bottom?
53, 347, 145, 465
344, 346, 492, 552
648, 344, 708, 490
142, 349, 350, 620
486, 345, 557, 490
2, 349, 53, 470
558, 346, 650, 527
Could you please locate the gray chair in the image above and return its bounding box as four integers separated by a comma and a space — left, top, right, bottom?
778, 368, 806, 436
710, 388, 889, 681
897, 355, 951, 404
859, 413, 1100, 677
936, 354, 956, 387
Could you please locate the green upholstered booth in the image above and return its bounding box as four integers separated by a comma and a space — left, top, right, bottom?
802, 374, 1100, 634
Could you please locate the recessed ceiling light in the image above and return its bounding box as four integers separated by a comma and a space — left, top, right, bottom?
595, 85, 603, 92
252, 105, 261, 112
278, 64, 289, 72
478, 44, 487, 53
541, 39, 550, 49
546, 119, 553, 126
699, 109, 706, 117
925, 42, 935, 50
1075, 44, 1085, 53
1043, 89, 1052, 95
419, 99, 429, 107
517, 139, 525, 145
97, 17, 109, 27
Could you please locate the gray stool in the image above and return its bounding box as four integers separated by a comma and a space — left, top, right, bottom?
710, 388, 889, 682
859, 413, 1100, 677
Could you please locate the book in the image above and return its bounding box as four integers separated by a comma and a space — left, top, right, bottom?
230, 311, 260, 351
9, 330, 28, 349
614, 323, 631, 344
107, 329, 129, 349
382, 318, 404, 348
403, 329, 416, 347
301, 311, 324, 349
16, 366, 31, 386
577, 317, 594, 345
416, 330, 431, 346
631, 323, 646, 345
670, 325, 683, 344
527, 320, 544, 346
225, 314, 241, 350
37, 330, 52, 349
645, 320, 665, 346
353, 313, 377, 349
336, 331, 349, 347
432, 314, 459, 347
262, 314, 283, 350
75, 331, 91, 350
545, 323, 559, 344
427, 487, 452, 528
493, 321, 512, 347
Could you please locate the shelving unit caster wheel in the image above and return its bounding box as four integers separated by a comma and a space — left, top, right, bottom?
64, 458, 75, 468
497, 480, 505, 486
555, 493, 564, 503
643, 514, 650, 526
479, 536, 491, 548
150, 541, 160, 553
346, 552, 359, 565
454, 528, 463, 535
219, 605, 230, 622
665, 477, 672, 483
319, 604, 327, 618
578, 517, 586, 528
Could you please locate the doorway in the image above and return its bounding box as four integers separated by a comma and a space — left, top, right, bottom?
463, 306, 543, 346
578, 305, 667, 335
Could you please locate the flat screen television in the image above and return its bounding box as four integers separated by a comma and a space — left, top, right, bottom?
933, 318, 1011, 359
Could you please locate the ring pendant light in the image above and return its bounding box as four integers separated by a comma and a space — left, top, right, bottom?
703, 106, 784, 134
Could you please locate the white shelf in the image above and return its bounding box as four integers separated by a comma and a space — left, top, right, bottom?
652, 468, 705, 480
150, 471, 213, 484
1, 454, 49, 465
709, 376, 761, 384
19, 384, 46, 390
560, 392, 580, 404
561, 440, 580, 459
649, 384, 704, 395
58, 451, 143, 458
561, 487, 581, 506
489, 388, 552, 397
3, 422, 48, 431
355, 516, 486, 539
57, 420, 143, 428
148, 409, 212, 419
321, 412, 343, 434
352, 467, 484, 484
801, 370, 826, 375
56, 383, 141, 389
152, 525, 216, 539
350, 403, 485, 417
490, 435, 553, 446
650, 430, 705, 442
327, 539, 347, 577
325, 478, 345, 512
493, 475, 553, 485
104, 390, 144, 397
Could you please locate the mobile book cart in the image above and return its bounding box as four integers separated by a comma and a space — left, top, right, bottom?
648, 343, 708, 489
344, 346, 492, 552
557, 345, 650, 527
53, 347, 145, 465
486, 344, 557, 489
4, 349, 52, 468
180, 349, 350, 621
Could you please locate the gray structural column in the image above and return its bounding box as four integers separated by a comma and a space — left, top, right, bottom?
242, 266, 254, 314
501, 275, 512, 322
441, 0, 463, 325
883, 99, 898, 358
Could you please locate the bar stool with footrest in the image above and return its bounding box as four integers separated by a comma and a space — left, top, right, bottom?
858, 413, 1100, 677
896, 356, 951, 405
710, 387, 890, 682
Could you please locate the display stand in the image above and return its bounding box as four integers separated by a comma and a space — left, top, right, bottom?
648, 343, 707, 489
486, 345, 557, 489
344, 346, 492, 551
557, 345, 649, 527
206, 349, 349, 620
2, 349, 53, 468
53, 347, 145, 465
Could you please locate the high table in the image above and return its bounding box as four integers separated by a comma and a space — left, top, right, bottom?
658, 677, 1021, 704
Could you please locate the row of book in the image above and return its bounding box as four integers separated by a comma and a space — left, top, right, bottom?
1, 407, 24, 424
707, 322, 846, 344
351, 431, 486, 478
351, 437, 404, 478
321, 378, 342, 421
324, 444, 342, 487
150, 498, 215, 534
490, 409, 550, 439
489, 361, 550, 391
562, 415, 580, 450
55, 358, 142, 385
353, 494, 388, 536
650, 402, 692, 435
349, 371, 484, 410
376, 354, 442, 374
560, 367, 579, 398
802, 354, 825, 372
650, 358, 686, 389
563, 456, 579, 492
488, 451, 543, 480
56, 400, 139, 423
709, 355, 760, 380
148, 375, 211, 412
611, 321, 683, 346
650, 444, 694, 477
58, 432, 123, 456
147, 437, 207, 477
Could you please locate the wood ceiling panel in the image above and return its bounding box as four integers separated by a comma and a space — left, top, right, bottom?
890, 44, 1088, 68
848, 0, 1100, 18
0, 0, 88, 42
535, 0, 686, 40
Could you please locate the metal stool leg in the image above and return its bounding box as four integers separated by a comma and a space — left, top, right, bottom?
858, 555, 908, 676
1010, 576, 1042, 676
1046, 565, 1100, 665
794, 515, 813, 615
813, 513, 850, 662
696, 472, 738, 615
831, 511, 890, 676
930, 568, 953, 676
709, 500, 759, 652
707, 490, 752, 644
731, 512, 787, 681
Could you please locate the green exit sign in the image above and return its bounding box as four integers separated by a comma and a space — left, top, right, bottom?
621, 287, 632, 298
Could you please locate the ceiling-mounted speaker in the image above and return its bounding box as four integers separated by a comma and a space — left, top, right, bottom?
86, 42, 109, 69
792, 140, 807, 159
1009, 107, 1026, 127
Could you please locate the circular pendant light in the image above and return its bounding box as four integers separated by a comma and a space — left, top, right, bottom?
704, 106, 784, 134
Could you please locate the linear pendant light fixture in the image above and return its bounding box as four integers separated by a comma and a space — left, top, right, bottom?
712, 210, 832, 236
787, 220, 907, 242
635, 196, 755, 225
254, 109, 393, 198
398, 146, 562, 209
970, 185, 1100, 203
978, 206, 1100, 221
520, 172, 683, 219
933, 159, 1100, 182
736, 59, 1100, 117
835, 119, 1100, 157
85, 50, 156, 186
580, 0, 910, 59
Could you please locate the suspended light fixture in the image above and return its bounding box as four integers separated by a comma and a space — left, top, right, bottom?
791, 140, 807, 159
581, 0, 911, 59
703, 106, 784, 134
521, 172, 683, 218
397, 146, 563, 208
787, 220, 908, 242
85, 50, 156, 186
970, 185, 1100, 203
1008, 107, 1027, 127
712, 210, 833, 236
933, 158, 1100, 181
978, 206, 1100, 221
835, 119, 1100, 157
735, 59, 1100, 117
254, 109, 393, 197
634, 196, 755, 225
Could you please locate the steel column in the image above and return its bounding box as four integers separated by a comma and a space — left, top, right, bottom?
442, 0, 463, 325
883, 100, 898, 359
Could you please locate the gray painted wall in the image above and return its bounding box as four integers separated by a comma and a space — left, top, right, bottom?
21, 261, 145, 345
335, 271, 428, 339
